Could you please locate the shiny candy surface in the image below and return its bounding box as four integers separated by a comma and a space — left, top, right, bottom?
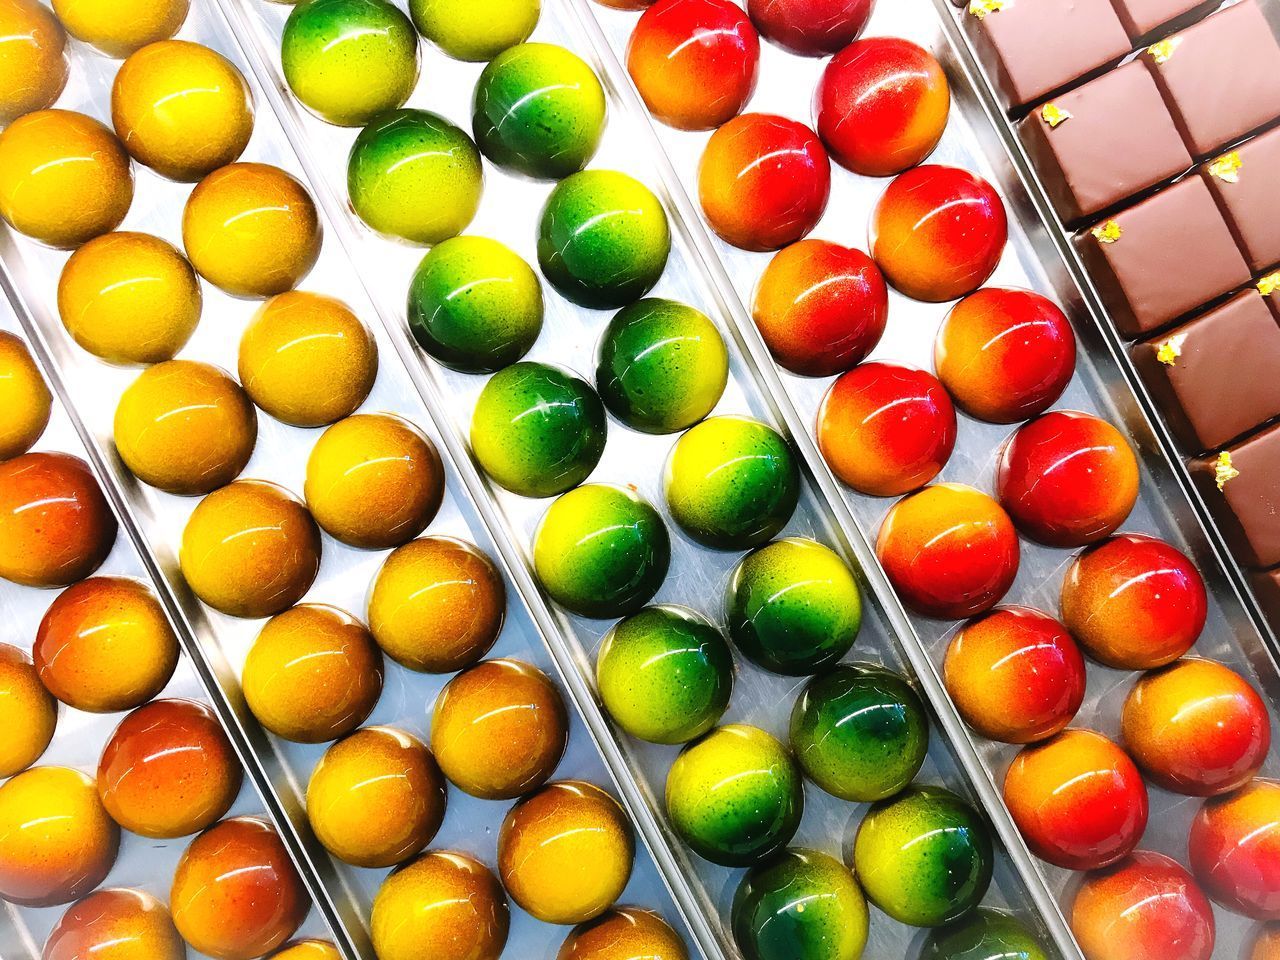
596, 604, 734, 744
0, 452, 116, 588
1003, 729, 1148, 871
934, 288, 1076, 424
113, 359, 257, 495
371, 851, 509, 960
0, 767, 119, 907
1071, 852, 1215, 960
244, 604, 383, 743
473, 43, 605, 180
268, 942, 341, 960
875, 483, 1019, 619
0, 110, 132, 249
665, 724, 803, 867
58, 232, 202, 365
307, 726, 446, 868
111, 40, 253, 182
726, 538, 861, 675
746, 0, 870, 55
1252, 925, 1280, 960
409, 0, 539, 61
431, 658, 567, 799
183, 162, 321, 298
851, 785, 993, 927
170, 817, 308, 960
1188, 778, 1280, 919
751, 239, 887, 377
698, 113, 830, 252
816, 362, 956, 497
627, 0, 759, 131
406, 235, 543, 374
0, 330, 51, 460
664, 416, 799, 550
537, 169, 671, 308
595, 298, 728, 434
995, 410, 1139, 547
558, 907, 690, 960
367, 536, 505, 672
918, 908, 1050, 960
43, 888, 185, 960
34, 576, 178, 714
0, 1, 67, 125
282, 0, 419, 127
0, 643, 56, 778
731, 848, 868, 960
869, 164, 1006, 303
347, 109, 482, 245
179, 479, 321, 618
97, 698, 242, 839
51, 0, 188, 57
943, 605, 1086, 744
1060, 533, 1207, 670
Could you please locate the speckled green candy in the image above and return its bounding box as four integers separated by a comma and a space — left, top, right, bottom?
347, 109, 482, 245
473, 43, 606, 180
790, 664, 928, 802
407, 236, 543, 372
918, 909, 1050, 960
596, 298, 728, 435
666, 724, 803, 867
409, 0, 539, 61
537, 170, 670, 309
281, 0, 419, 127
665, 416, 800, 550
533, 484, 670, 618
852, 786, 994, 928
470, 362, 606, 498
732, 849, 869, 960
596, 605, 733, 744
726, 538, 861, 675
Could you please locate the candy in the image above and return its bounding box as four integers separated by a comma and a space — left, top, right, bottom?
1188, 778, 1280, 919
918, 909, 1050, 960
0, 644, 56, 778
0, 1, 67, 124
409, 0, 538, 61
371, 852, 509, 960
51, 0, 187, 57
0, 330, 51, 459
558, 908, 690, 960
746, 0, 871, 56
44, 888, 185, 960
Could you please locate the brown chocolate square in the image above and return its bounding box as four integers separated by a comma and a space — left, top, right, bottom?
1192, 423, 1280, 568
1201, 126, 1280, 273
1263, 273, 1280, 323
1109, 0, 1211, 40
1249, 565, 1280, 626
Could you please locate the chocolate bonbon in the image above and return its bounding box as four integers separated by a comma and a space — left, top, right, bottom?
1201, 125, 1280, 273
1192, 422, 1280, 568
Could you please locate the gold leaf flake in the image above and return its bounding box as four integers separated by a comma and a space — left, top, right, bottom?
1041, 103, 1072, 128
1156, 333, 1187, 365
1208, 151, 1243, 184
1091, 220, 1122, 244
967, 0, 1006, 18
1214, 451, 1239, 490
1147, 37, 1182, 64
1258, 271, 1280, 297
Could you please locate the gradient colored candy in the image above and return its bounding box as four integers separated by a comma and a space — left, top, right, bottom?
935, 288, 1076, 424
1071, 852, 1215, 960
1060, 533, 1206, 670
746, 0, 870, 55
726, 538, 861, 675
537, 169, 671, 308
918, 909, 1050, 960
852, 785, 993, 927
0, 644, 56, 779
665, 416, 800, 550
43, 888, 185, 960
1189, 778, 1280, 919
815, 37, 949, 176
595, 298, 728, 434
817, 362, 957, 497
52, 0, 188, 57
473, 43, 605, 180
698, 113, 830, 252
596, 605, 734, 744
996, 411, 1139, 547
372, 851, 509, 960
869, 165, 1006, 302
789, 663, 928, 802
731, 848, 868, 960
409, 0, 538, 61
627, 0, 759, 130
558, 908, 690, 960
1003, 729, 1148, 871
347, 109, 482, 245
0, 331, 51, 461
269, 942, 341, 960
944, 606, 1086, 744
407, 235, 543, 373
0, 0, 67, 125
1252, 925, 1280, 960
533, 484, 670, 618
471, 361, 606, 497
665, 724, 803, 867
282, 0, 419, 127
751, 239, 887, 377
876, 483, 1019, 619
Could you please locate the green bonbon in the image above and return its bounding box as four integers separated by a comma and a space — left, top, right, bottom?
918, 909, 1051, 960
409, 0, 538, 61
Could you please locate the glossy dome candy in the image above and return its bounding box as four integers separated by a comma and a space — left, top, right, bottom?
747, 0, 870, 55
0, 644, 56, 779
699, 113, 830, 252
996, 411, 1139, 547
43, 888, 185, 960
876, 483, 1019, 619
817, 362, 957, 497
869, 165, 1006, 303
558, 908, 690, 960
1189, 778, 1280, 920
918, 909, 1051, 960
270, 944, 341, 960
0, 0, 67, 125
627, 0, 759, 131
1003, 729, 1148, 871
52, 0, 188, 57
372, 852, 509, 960
0, 331, 51, 461
815, 37, 949, 177
1252, 928, 1280, 960
935, 288, 1077, 423
409, 0, 538, 62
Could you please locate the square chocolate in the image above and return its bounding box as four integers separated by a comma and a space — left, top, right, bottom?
967, 0, 1131, 108
1263, 272, 1280, 323
1250, 565, 1280, 625
1020, 61, 1192, 223
1076, 176, 1251, 337
1192, 422, 1280, 568
1201, 126, 1280, 273
1143, 0, 1280, 157
1133, 291, 1280, 451
1109, 0, 1211, 40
